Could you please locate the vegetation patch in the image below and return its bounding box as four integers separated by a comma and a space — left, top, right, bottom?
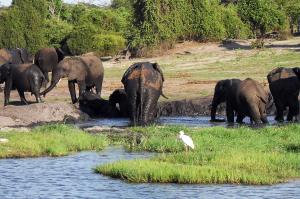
0, 124, 108, 158
96, 125, 300, 185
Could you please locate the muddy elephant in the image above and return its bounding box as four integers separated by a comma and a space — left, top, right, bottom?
0, 63, 45, 106
267, 67, 300, 122
79, 91, 120, 118
121, 62, 166, 126
235, 78, 270, 124
109, 89, 130, 117
34, 47, 65, 85
0, 48, 33, 65
210, 79, 242, 122
40, 55, 104, 104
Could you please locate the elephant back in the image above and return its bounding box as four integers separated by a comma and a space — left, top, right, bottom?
267, 67, 296, 83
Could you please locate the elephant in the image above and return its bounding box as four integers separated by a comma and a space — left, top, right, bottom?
0, 63, 45, 106
109, 89, 130, 117
267, 67, 300, 122
210, 79, 242, 122
34, 47, 65, 85
235, 78, 270, 124
0, 48, 33, 65
40, 55, 104, 104
79, 91, 120, 118
121, 62, 167, 126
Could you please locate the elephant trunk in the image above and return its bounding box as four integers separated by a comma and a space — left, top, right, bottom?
40, 72, 61, 96
210, 96, 220, 121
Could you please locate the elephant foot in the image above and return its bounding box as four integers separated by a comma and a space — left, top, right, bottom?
210, 118, 226, 122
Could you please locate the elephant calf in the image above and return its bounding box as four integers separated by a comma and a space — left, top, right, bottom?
109, 89, 130, 118
236, 78, 270, 124
0, 63, 45, 106
210, 79, 242, 123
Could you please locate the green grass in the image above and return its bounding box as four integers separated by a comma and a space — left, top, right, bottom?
96, 125, 300, 185
0, 124, 108, 158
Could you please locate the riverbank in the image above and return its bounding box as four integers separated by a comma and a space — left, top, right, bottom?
96, 124, 300, 185
0, 124, 107, 158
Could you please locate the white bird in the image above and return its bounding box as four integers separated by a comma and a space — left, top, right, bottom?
0, 138, 9, 143
178, 131, 194, 152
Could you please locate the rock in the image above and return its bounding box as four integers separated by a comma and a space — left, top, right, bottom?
0, 127, 30, 132
0, 102, 89, 127
84, 126, 127, 134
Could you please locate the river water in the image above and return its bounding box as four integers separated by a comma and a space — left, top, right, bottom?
77, 116, 277, 128
0, 147, 299, 199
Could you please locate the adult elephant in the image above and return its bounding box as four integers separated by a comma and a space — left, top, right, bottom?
109, 89, 130, 117
34, 47, 65, 85
0, 63, 45, 106
210, 79, 242, 123
40, 55, 104, 104
0, 48, 33, 65
235, 78, 270, 124
267, 67, 300, 122
121, 62, 167, 126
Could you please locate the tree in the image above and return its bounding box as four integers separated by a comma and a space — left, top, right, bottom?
238, 0, 287, 37
47, 0, 63, 19
275, 0, 300, 33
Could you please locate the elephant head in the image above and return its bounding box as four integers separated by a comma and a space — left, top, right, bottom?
40, 57, 72, 96
292, 67, 300, 79
0, 63, 11, 84
109, 89, 130, 117
210, 79, 241, 121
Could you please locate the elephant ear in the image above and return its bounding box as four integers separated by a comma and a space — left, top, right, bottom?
17, 48, 27, 63
121, 63, 139, 84
152, 62, 165, 82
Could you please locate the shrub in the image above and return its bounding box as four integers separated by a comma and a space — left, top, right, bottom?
93, 33, 126, 56
44, 18, 73, 48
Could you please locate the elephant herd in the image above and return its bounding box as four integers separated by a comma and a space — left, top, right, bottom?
211, 67, 300, 124
0, 47, 299, 126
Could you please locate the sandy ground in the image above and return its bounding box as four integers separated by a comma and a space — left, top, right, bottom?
0, 37, 299, 126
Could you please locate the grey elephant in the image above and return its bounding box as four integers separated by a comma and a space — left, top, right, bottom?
34, 47, 65, 85
235, 78, 270, 124
267, 67, 300, 122
0, 48, 33, 65
121, 62, 167, 126
40, 55, 104, 104
210, 79, 242, 123
0, 63, 45, 106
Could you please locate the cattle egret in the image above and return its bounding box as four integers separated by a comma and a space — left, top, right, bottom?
0, 138, 9, 143
178, 131, 194, 151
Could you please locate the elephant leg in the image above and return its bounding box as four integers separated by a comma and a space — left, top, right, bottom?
259, 102, 268, 124
226, 103, 235, 123
236, 114, 245, 124
130, 95, 137, 126
287, 96, 299, 121
274, 100, 284, 122
248, 103, 261, 125
68, 80, 77, 104
17, 90, 28, 105
31, 78, 43, 103
95, 76, 103, 97
77, 80, 87, 97
43, 72, 49, 85
4, 79, 12, 106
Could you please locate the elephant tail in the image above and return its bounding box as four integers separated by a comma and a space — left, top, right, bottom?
139, 64, 146, 124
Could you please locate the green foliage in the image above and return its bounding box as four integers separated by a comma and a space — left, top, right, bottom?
0, 124, 108, 158
67, 23, 98, 55
93, 33, 126, 56
221, 4, 252, 39
238, 0, 288, 37
96, 125, 300, 184
0, 0, 48, 53
44, 18, 73, 48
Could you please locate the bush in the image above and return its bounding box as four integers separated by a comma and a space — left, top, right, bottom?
93, 33, 126, 56
221, 4, 252, 39
67, 23, 98, 55
44, 18, 73, 48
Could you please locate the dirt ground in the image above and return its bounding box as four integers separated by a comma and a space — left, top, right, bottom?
0, 37, 299, 126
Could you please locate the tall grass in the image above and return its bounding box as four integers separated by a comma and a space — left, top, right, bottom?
96, 125, 300, 185
0, 124, 108, 158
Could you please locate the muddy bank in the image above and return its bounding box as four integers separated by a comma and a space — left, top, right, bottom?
0, 102, 89, 128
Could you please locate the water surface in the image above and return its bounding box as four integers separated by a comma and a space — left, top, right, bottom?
0, 148, 299, 199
